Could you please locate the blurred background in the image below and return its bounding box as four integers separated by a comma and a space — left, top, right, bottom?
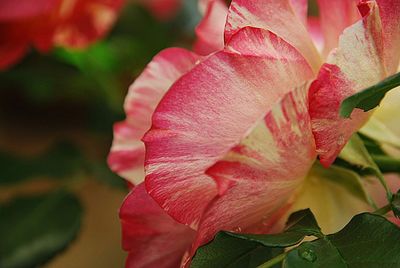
0, 1, 203, 267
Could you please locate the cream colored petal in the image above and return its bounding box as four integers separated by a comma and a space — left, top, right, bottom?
282, 166, 371, 234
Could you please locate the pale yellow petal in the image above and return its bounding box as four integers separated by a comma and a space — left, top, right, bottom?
282, 166, 371, 234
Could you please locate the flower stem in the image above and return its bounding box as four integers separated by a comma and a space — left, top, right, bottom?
257, 251, 288, 268
375, 170, 393, 202
373, 204, 392, 215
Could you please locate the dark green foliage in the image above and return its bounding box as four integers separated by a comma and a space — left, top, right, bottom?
0, 191, 82, 268
340, 72, 400, 118
192, 210, 400, 268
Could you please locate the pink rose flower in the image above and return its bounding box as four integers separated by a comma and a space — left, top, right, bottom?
109, 0, 400, 267
0, 0, 124, 69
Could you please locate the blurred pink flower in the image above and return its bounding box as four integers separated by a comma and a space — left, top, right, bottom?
109, 0, 400, 267
0, 0, 124, 69
136, 0, 181, 20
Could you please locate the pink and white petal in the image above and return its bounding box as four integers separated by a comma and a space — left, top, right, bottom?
144, 27, 314, 228
290, 0, 308, 25
309, 2, 387, 167
121, 184, 195, 268
191, 85, 316, 249
193, 0, 228, 55
0, 0, 58, 21
225, 0, 321, 72
317, 0, 360, 57
225, 26, 314, 60
375, 0, 400, 74
108, 122, 146, 185
108, 48, 201, 184
308, 17, 324, 54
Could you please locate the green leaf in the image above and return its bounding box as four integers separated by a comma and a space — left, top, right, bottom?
284, 239, 346, 268
194, 211, 400, 268
285, 213, 400, 267
340, 72, 400, 118
0, 142, 84, 185
0, 191, 82, 268
229, 210, 322, 249
284, 209, 321, 235
191, 232, 283, 268
191, 210, 320, 268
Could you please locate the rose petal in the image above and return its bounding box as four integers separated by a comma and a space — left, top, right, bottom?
307, 17, 324, 54
121, 183, 195, 268
282, 166, 371, 234
144, 27, 314, 227
192, 84, 316, 248
316, 0, 360, 57
193, 0, 228, 55
225, 0, 321, 72
375, 0, 400, 74
290, 0, 308, 25
109, 48, 201, 184
309, 1, 387, 166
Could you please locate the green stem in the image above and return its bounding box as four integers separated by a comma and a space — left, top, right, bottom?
257, 251, 288, 268
372, 155, 400, 173
373, 204, 392, 215
375, 170, 393, 202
